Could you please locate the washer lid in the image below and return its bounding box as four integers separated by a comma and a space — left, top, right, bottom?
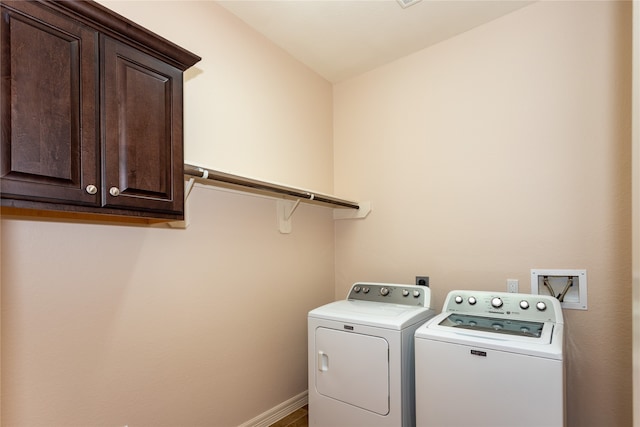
308, 300, 435, 330
439, 313, 547, 339
416, 311, 563, 359
423, 312, 555, 344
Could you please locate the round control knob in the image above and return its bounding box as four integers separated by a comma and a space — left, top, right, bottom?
109, 187, 121, 197
402, 289, 410, 297
454, 296, 464, 304
491, 297, 503, 308
380, 287, 389, 296
468, 297, 477, 305
413, 290, 421, 298
353, 286, 361, 293
362, 287, 370, 294
536, 301, 547, 311
86, 184, 98, 195
519, 300, 530, 310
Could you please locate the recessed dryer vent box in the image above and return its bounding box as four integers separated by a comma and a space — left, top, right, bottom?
530, 269, 587, 310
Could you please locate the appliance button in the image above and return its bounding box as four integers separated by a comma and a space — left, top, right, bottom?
536, 301, 547, 311
413, 290, 421, 298
402, 289, 410, 297
491, 297, 503, 308
353, 286, 361, 293
454, 296, 464, 304
468, 297, 477, 305
380, 287, 389, 296
519, 300, 530, 310
362, 287, 370, 294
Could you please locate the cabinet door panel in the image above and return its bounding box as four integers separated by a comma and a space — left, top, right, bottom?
0, 2, 98, 204
102, 36, 184, 215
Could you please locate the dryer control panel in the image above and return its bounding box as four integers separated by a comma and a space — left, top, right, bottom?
347, 282, 431, 307
444, 290, 563, 324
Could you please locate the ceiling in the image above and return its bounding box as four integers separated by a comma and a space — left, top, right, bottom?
215, 0, 534, 83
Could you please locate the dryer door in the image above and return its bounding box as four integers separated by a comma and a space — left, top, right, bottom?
315, 327, 389, 415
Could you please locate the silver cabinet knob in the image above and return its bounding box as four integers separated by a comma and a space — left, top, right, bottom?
86, 185, 98, 195
109, 187, 120, 197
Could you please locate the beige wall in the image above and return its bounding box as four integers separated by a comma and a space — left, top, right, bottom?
1, 2, 335, 426
100, 0, 335, 192
334, 1, 632, 426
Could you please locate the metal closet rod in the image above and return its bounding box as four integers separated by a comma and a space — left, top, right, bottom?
183, 164, 360, 210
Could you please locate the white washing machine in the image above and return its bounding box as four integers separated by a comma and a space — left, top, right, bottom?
308, 282, 436, 427
415, 290, 565, 427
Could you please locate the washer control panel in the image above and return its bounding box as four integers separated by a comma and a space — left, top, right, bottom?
347, 282, 431, 307
444, 290, 562, 323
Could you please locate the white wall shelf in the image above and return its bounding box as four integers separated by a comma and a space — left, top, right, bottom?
182, 164, 371, 232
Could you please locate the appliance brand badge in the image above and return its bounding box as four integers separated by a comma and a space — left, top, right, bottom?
470, 349, 487, 357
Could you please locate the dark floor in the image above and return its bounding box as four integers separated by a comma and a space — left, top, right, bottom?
268, 405, 308, 427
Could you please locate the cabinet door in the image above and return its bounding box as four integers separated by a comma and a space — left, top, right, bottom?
101, 36, 184, 215
0, 1, 98, 205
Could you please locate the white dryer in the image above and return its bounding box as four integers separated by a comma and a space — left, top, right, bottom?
308, 282, 436, 427
415, 290, 565, 427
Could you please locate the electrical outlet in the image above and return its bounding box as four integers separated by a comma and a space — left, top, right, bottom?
507, 279, 519, 293
416, 276, 429, 287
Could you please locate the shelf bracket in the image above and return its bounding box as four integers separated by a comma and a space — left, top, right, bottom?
166, 177, 196, 229
185, 177, 196, 200
333, 201, 372, 220
277, 199, 302, 234
277, 199, 372, 234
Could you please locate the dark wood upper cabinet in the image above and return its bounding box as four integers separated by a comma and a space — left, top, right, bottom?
101, 36, 185, 214
0, 0, 201, 220
0, 1, 99, 206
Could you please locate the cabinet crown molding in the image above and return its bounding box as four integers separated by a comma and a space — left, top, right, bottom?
35, 0, 201, 70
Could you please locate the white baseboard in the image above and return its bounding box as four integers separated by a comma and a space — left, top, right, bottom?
237, 390, 308, 427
